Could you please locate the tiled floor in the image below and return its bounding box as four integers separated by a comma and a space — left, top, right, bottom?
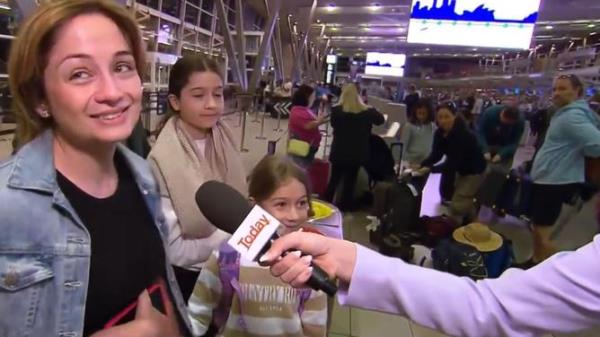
1, 110, 599, 337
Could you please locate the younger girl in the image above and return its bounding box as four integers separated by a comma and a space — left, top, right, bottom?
402, 98, 436, 169
188, 155, 328, 337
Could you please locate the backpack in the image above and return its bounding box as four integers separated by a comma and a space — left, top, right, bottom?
374, 180, 422, 239
482, 239, 515, 278
364, 134, 397, 184
432, 239, 488, 280
419, 215, 459, 247
213, 243, 312, 333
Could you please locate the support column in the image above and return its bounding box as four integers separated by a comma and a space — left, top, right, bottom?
291, 0, 317, 82
265, 0, 284, 82
317, 38, 331, 80
287, 15, 298, 65
234, 0, 247, 89
175, 0, 186, 55
209, 2, 218, 54
248, 0, 282, 93
275, 17, 285, 80
216, 0, 244, 87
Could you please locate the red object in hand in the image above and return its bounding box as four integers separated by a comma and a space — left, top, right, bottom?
104, 279, 170, 329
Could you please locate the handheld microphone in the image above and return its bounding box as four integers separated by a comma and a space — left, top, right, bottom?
195, 180, 338, 296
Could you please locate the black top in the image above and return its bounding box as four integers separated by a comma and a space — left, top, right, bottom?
329, 105, 385, 166
421, 118, 487, 176
57, 153, 171, 336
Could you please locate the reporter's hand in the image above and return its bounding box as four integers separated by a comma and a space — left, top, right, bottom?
484, 152, 492, 161
260, 231, 357, 285
492, 154, 502, 163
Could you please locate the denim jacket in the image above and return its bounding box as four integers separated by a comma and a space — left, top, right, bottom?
0, 130, 192, 337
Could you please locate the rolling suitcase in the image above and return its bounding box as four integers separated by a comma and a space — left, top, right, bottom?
308, 158, 330, 198
496, 169, 534, 221
372, 175, 423, 247
474, 167, 510, 209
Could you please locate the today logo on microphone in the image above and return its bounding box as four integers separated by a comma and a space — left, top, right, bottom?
237, 214, 270, 249
227, 205, 280, 261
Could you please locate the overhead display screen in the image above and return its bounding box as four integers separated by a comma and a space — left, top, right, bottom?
365, 52, 406, 77
407, 0, 542, 50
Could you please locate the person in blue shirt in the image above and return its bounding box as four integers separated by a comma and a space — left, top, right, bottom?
527, 74, 600, 267
476, 105, 525, 172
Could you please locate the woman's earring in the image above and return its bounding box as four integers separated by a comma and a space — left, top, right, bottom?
37, 105, 50, 118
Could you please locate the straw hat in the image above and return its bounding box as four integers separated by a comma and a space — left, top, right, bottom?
452, 222, 503, 252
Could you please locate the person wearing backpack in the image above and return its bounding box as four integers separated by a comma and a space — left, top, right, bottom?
188, 155, 328, 337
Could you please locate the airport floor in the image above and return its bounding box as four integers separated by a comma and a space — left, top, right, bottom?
1, 111, 598, 337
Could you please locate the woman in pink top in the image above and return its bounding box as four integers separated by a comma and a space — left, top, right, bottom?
288, 85, 328, 167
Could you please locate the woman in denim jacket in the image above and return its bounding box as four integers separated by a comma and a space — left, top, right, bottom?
0, 1, 191, 336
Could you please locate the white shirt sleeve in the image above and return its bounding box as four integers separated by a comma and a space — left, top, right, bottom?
161, 196, 230, 271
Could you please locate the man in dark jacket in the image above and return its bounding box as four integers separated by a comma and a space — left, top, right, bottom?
476, 105, 525, 172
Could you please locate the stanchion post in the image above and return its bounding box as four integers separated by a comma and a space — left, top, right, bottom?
252, 95, 261, 123
322, 102, 331, 158
267, 140, 276, 155
275, 107, 283, 132
256, 106, 267, 140
237, 106, 243, 127
237, 93, 253, 153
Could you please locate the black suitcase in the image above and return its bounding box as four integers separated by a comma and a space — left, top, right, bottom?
372, 176, 423, 245
496, 170, 534, 221
474, 167, 510, 210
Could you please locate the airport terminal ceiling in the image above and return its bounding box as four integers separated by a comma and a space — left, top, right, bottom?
245, 0, 600, 59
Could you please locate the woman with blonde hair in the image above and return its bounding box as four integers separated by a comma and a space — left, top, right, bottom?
0, 1, 190, 336
325, 83, 384, 211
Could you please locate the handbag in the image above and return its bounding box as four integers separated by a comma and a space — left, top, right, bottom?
287, 138, 311, 157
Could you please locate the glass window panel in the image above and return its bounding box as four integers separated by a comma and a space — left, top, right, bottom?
200, 11, 213, 30
185, 4, 199, 25
201, 0, 214, 12
161, 0, 180, 17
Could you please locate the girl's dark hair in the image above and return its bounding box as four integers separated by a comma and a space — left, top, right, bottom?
436, 101, 458, 115
291, 84, 315, 107
410, 98, 434, 124
168, 55, 223, 97
157, 55, 223, 133
248, 155, 314, 215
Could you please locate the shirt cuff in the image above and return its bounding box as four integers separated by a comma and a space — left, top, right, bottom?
337, 244, 392, 307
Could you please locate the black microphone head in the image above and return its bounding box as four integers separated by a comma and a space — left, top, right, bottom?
195, 181, 252, 234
